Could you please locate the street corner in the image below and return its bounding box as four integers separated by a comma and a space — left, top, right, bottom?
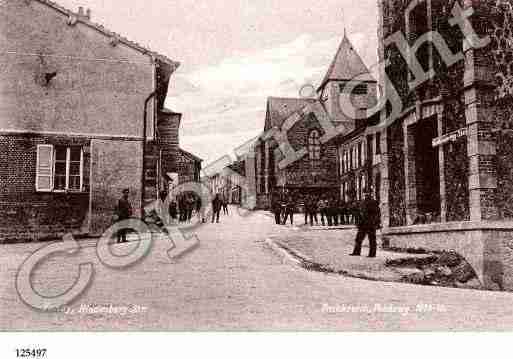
264, 231, 485, 290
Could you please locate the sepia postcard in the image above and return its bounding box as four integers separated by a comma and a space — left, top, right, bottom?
1, 0, 513, 357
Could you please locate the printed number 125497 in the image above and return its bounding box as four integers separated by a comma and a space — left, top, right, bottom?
16, 349, 47, 358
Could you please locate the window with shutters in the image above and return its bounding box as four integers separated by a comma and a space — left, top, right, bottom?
36, 145, 84, 192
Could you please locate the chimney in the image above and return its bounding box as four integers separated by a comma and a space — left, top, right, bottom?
78, 6, 84, 16
86, 8, 91, 20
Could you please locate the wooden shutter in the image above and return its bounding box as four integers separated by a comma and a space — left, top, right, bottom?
36, 144, 54, 192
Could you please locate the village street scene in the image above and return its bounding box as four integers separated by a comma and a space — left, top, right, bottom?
2, 0, 513, 333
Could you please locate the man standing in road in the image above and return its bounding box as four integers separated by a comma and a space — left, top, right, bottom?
271, 193, 282, 225
318, 197, 328, 226
212, 193, 222, 223
115, 188, 132, 243
350, 192, 381, 258
222, 196, 229, 216
282, 196, 295, 226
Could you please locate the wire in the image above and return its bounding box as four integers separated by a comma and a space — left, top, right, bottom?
2, 51, 154, 65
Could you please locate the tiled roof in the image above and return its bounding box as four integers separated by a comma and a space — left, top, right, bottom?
265, 97, 318, 130
34, 0, 179, 67
317, 33, 374, 92
179, 148, 203, 162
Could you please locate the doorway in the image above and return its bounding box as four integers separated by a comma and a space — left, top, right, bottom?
414, 118, 440, 216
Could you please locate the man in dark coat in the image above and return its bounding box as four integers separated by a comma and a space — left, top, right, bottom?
307, 196, 319, 226
350, 193, 381, 258
222, 196, 229, 215
115, 188, 132, 243
211, 194, 222, 223
271, 194, 282, 225
282, 196, 295, 225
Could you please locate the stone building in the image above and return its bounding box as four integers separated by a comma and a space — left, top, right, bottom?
377, 0, 513, 290
254, 34, 377, 209
0, 0, 179, 240
176, 148, 202, 184
335, 112, 382, 206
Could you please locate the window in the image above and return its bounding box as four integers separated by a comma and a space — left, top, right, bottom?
308, 130, 321, 161
358, 142, 362, 168
36, 145, 84, 192
376, 132, 382, 155
340, 149, 345, 175
356, 176, 361, 201
351, 146, 356, 170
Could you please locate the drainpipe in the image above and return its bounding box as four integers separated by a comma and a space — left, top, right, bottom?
141, 90, 158, 217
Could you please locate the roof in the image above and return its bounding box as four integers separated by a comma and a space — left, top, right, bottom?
179, 148, 203, 163
264, 97, 318, 131
317, 33, 375, 92
34, 0, 179, 67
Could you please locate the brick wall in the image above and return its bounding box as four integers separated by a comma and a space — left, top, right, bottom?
275, 113, 339, 190
0, 134, 90, 241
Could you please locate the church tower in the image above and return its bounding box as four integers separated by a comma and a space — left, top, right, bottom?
317, 33, 377, 127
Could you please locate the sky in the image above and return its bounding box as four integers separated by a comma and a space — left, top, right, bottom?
57, 0, 379, 164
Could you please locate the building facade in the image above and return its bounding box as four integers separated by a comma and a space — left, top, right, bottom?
0, 0, 179, 240
336, 114, 382, 207
377, 0, 513, 290
176, 148, 202, 184
255, 34, 377, 209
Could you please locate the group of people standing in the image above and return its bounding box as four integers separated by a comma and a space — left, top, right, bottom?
270, 194, 358, 227
176, 194, 202, 223
114, 189, 231, 244
270, 191, 381, 258
210, 193, 228, 223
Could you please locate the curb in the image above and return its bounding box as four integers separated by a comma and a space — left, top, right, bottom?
265, 237, 311, 268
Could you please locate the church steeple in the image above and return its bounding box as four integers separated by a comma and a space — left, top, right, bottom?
317, 32, 377, 124
317, 33, 375, 93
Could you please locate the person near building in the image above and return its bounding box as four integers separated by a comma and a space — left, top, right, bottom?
350, 192, 381, 258
169, 196, 178, 223
307, 195, 319, 226
327, 198, 337, 226
186, 195, 195, 223
282, 196, 295, 225
271, 193, 283, 225
115, 188, 132, 243
195, 196, 203, 222
211, 193, 222, 223
318, 197, 328, 226
302, 196, 309, 225
339, 198, 347, 225
222, 196, 229, 215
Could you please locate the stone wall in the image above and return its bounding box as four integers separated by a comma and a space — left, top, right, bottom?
387, 120, 406, 227
384, 222, 513, 291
